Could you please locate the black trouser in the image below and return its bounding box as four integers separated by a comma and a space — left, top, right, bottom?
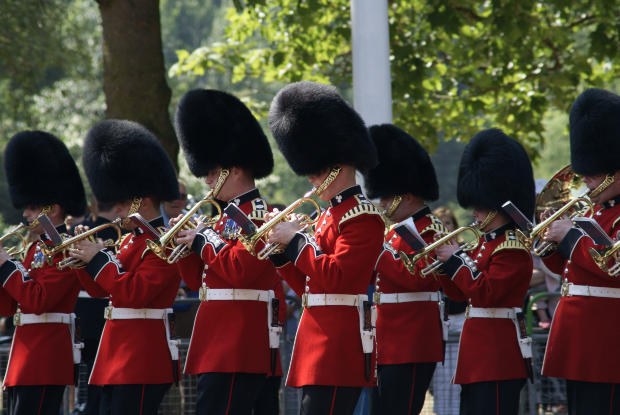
567, 380, 620, 415
196, 372, 266, 415
300, 385, 361, 415
100, 383, 171, 415
253, 376, 281, 415
373, 362, 436, 414
7, 385, 65, 415
460, 379, 525, 415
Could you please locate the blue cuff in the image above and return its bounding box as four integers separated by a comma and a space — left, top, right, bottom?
0, 260, 18, 285
269, 252, 290, 268
192, 228, 225, 257
441, 251, 480, 280
284, 233, 308, 264
85, 251, 112, 279
558, 227, 584, 260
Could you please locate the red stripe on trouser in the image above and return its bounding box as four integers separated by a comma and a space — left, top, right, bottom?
225, 373, 236, 414
496, 382, 500, 415
37, 386, 46, 415
140, 384, 145, 414
329, 386, 338, 415
408, 365, 417, 414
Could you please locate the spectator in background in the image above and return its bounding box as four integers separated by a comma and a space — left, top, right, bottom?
161, 181, 188, 226
432, 206, 468, 415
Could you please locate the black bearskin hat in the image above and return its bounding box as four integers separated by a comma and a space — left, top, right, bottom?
175, 89, 273, 178
363, 124, 439, 201
570, 88, 620, 176
269, 81, 377, 175
83, 120, 179, 204
4, 131, 86, 216
457, 129, 535, 219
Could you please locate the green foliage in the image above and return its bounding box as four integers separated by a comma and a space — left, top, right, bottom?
171, 0, 620, 160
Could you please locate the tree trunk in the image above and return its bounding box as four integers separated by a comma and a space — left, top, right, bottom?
97, 0, 178, 169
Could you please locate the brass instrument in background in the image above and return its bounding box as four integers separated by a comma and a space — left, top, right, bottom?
42, 219, 123, 269
147, 196, 222, 263
0, 223, 30, 260
399, 224, 481, 277
589, 241, 620, 276
524, 165, 592, 256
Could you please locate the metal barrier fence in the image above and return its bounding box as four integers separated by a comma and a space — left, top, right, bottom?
0, 294, 567, 414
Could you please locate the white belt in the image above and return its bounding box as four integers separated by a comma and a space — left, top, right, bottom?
375, 291, 440, 304
466, 306, 517, 319
104, 307, 169, 320
303, 293, 364, 307
14, 311, 72, 326
465, 306, 532, 359
200, 287, 272, 302
561, 282, 620, 299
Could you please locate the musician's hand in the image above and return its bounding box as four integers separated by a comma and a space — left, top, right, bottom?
168, 214, 184, 228
176, 228, 198, 247
264, 209, 280, 222
268, 222, 303, 246
0, 245, 11, 266
435, 243, 460, 262
73, 224, 90, 235
69, 238, 105, 263
543, 219, 573, 243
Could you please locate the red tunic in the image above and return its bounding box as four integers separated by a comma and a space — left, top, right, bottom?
0, 287, 17, 316
374, 207, 444, 365
177, 189, 279, 375
274, 186, 385, 387
438, 226, 531, 384
542, 201, 620, 383
84, 217, 180, 385
0, 230, 81, 386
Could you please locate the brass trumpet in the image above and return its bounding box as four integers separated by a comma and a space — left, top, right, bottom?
518, 165, 593, 256
524, 196, 592, 256
399, 224, 482, 277
146, 196, 222, 263
42, 220, 123, 269
239, 191, 322, 260
0, 223, 30, 260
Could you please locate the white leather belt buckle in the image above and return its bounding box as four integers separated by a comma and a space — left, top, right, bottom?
562, 282, 620, 299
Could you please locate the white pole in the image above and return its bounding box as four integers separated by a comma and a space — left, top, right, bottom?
350, 0, 392, 126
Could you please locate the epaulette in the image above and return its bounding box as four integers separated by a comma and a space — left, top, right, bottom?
248, 198, 268, 222
419, 214, 447, 236
492, 229, 529, 255
340, 195, 383, 228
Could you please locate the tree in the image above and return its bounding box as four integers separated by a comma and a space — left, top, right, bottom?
96, 0, 178, 165
171, 0, 620, 159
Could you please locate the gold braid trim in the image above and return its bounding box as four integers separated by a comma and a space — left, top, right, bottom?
492, 230, 529, 255
339, 198, 383, 230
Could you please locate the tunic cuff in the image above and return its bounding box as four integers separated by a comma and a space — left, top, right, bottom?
442, 250, 480, 280
557, 227, 585, 260
0, 260, 18, 285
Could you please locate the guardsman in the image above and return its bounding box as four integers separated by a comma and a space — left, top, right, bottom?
434, 129, 535, 415
68, 120, 181, 414
363, 124, 445, 414
173, 89, 280, 414
74, 200, 128, 415
0, 131, 86, 415
266, 81, 384, 415
541, 88, 620, 414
